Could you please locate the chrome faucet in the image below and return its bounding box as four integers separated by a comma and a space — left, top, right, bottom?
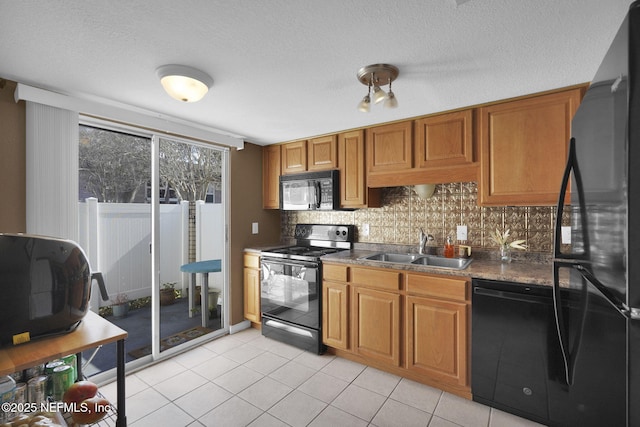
418, 228, 435, 254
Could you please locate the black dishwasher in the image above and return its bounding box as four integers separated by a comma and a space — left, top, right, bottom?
472, 278, 626, 427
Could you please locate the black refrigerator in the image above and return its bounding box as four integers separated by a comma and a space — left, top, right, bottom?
553, 1, 640, 426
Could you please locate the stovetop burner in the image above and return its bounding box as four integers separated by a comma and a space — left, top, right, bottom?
261, 224, 354, 262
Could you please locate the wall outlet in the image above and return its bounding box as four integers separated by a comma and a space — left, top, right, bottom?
561, 226, 571, 244
457, 225, 468, 241
252, 222, 259, 234
362, 223, 370, 237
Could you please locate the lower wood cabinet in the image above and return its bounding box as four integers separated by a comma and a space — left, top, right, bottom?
243, 253, 261, 324
351, 286, 401, 367
322, 281, 349, 349
322, 262, 471, 398
405, 295, 468, 386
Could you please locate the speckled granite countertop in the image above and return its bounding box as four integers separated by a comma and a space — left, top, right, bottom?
246, 245, 561, 286
319, 249, 558, 286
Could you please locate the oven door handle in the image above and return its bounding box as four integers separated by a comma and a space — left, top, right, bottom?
260, 258, 319, 269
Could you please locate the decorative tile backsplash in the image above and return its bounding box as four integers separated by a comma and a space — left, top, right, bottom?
282, 182, 567, 254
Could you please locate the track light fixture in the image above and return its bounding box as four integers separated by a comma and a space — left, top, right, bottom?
356, 64, 399, 112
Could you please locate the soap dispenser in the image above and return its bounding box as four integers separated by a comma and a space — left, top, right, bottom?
444, 235, 455, 258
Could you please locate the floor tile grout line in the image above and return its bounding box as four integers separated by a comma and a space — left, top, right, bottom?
118, 330, 537, 427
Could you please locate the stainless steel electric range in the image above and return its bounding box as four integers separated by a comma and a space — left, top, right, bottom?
260, 224, 354, 354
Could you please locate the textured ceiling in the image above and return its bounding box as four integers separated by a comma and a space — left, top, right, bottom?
0, 0, 634, 145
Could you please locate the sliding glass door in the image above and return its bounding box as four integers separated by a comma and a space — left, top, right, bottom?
78, 121, 228, 378
155, 136, 227, 358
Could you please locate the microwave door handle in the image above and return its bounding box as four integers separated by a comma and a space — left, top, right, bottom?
314, 181, 321, 209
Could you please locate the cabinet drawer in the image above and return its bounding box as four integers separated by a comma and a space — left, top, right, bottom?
406, 273, 469, 302
323, 263, 348, 282
244, 253, 260, 269
351, 267, 400, 291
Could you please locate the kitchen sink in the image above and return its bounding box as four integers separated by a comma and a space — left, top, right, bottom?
361, 253, 422, 263
359, 253, 472, 270
410, 255, 472, 270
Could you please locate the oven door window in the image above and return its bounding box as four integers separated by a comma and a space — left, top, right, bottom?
261, 260, 319, 328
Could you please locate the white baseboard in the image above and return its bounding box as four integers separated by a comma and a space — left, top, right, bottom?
230, 320, 251, 334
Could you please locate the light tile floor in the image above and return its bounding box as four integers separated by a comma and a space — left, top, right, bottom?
100, 328, 545, 427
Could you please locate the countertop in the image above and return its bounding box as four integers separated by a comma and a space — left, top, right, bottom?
246, 245, 561, 286
319, 249, 557, 286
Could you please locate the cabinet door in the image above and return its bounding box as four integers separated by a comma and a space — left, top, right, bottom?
478, 88, 583, 205
351, 286, 401, 366
262, 145, 281, 209
366, 121, 413, 173
282, 140, 307, 174
243, 267, 260, 323
338, 130, 366, 208
322, 281, 349, 349
414, 110, 474, 168
406, 295, 468, 386
308, 135, 337, 171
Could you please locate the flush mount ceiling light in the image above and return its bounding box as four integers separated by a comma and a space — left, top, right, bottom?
156, 64, 213, 103
356, 63, 399, 112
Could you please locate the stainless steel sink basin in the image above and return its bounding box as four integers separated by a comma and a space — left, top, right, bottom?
410, 255, 473, 270
361, 253, 422, 263
359, 253, 472, 270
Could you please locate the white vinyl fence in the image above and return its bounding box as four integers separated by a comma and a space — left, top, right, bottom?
78, 198, 223, 310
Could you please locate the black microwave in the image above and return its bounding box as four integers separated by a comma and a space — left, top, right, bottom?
280, 170, 339, 211
0, 233, 108, 346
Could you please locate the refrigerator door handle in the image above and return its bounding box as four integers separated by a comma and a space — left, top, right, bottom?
553, 137, 590, 261
574, 264, 630, 318
553, 261, 592, 386
553, 262, 577, 385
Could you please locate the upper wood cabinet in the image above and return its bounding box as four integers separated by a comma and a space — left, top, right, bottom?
338, 130, 365, 208
478, 87, 584, 205
262, 145, 281, 209
281, 140, 307, 174
414, 110, 474, 168
338, 130, 381, 208
308, 135, 337, 171
366, 121, 413, 173
366, 112, 478, 188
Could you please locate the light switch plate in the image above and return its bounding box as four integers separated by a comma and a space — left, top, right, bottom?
362, 223, 370, 237
561, 226, 571, 244
457, 225, 468, 241
252, 222, 259, 234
